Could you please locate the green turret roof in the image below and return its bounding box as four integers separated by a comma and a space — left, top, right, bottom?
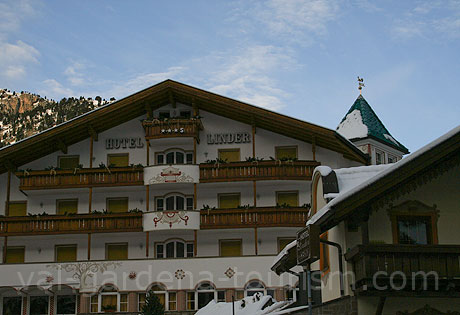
337, 95, 409, 154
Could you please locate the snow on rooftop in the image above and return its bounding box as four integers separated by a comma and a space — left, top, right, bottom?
313, 166, 332, 177
384, 133, 399, 146
336, 109, 368, 139
334, 164, 391, 196
195, 293, 291, 315
271, 240, 297, 270
308, 125, 460, 227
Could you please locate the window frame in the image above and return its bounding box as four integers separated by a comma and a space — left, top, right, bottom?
57, 155, 80, 170
219, 239, 243, 257
105, 243, 129, 261
195, 282, 217, 310
218, 148, 241, 162
275, 146, 298, 160
29, 295, 49, 315
91, 285, 126, 313
5, 246, 25, 264
106, 197, 129, 213
154, 193, 194, 211
155, 149, 194, 165
375, 149, 384, 165
55, 294, 77, 315
107, 153, 129, 168
7, 200, 27, 217
218, 193, 241, 209
56, 199, 78, 215
1, 296, 23, 315
55, 244, 77, 262
155, 239, 194, 258
276, 191, 299, 207
244, 280, 266, 297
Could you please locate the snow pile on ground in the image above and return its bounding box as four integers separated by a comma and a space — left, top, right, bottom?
336, 109, 368, 139
195, 293, 292, 315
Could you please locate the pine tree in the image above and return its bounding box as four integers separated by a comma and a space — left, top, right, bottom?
140, 291, 165, 315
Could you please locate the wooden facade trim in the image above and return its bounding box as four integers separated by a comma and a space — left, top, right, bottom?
142, 118, 203, 141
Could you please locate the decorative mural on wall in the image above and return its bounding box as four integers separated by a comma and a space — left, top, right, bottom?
149, 166, 194, 184
144, 164, 200, 185
153, 211, 190, 228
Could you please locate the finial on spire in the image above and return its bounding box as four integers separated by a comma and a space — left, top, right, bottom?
357, 76, 365, 95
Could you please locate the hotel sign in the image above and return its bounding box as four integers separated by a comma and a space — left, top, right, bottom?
297, 224, 320, 265
207, 132, 251, 145
106, 137, 144, 149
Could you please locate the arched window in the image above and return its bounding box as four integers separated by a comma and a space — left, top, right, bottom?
155, 239, 194, 258
155, 193, 194, 211
196, 282, 216, 310
91, 285, 127, 313
245, 280, 265, 297
284, 284, 299, 302
138, 284, 177, 312
156, 149, 193, 165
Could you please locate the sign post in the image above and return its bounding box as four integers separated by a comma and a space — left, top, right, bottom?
297, 224, 320, 266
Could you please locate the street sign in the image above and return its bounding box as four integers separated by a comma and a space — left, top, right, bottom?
297, 224, 320, 265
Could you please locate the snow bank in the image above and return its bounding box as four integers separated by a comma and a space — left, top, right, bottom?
336, 109, 368, 139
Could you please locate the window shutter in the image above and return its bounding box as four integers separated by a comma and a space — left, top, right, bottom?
277, 192, 299, 207
8, 202, 27, 217
218, 149, 240, 162
57, 200, 78, 215
108, 154, 129, 167
275, 147, 297, 159
58, 156, 80, 170
107, 198, 128, 213
219, 194, 240, 209
220, 240, 242, 257
56, 245, 77, 262
6, 247, 25, 263
107, 244, 128, 260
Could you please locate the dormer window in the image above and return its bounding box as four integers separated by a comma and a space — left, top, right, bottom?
375, 150, 384, 165
156, 149, 194, 165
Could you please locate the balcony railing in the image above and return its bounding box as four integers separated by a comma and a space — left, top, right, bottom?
345, 244, 460, 293
0, 213, 143, 236
200, 207, 309, 229
15, 167, 144, 190
142, 118, 203, 140
199, 160, 320, 182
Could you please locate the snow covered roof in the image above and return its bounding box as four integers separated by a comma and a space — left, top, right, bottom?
337, 95, 409, 154
195, 293, 292, 315
309, 124, 460, 228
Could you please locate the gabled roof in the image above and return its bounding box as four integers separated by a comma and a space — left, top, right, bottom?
0, 80, 368, 174
309, 125, 460, 232
337, 95, 409, 154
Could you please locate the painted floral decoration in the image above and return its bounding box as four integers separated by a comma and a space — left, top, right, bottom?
175, 269, 186, 280
128, 271, 137, 280
225, 267, 235, 279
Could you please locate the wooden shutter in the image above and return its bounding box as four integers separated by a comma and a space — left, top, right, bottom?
57, 200, 78, 215
219, 194, 240, 209
277, 192, 299, 207
56, 245, 77, 262
8, 202, 27, 217
6, 247, 25, 263
107, 198, 128, 213
278, 238, 295, 253
220, 240, 242, 257
218, 149, 240, 162
58, 156, 80, 169
101, 295, 118, 309
275, 147, 297, 159
108, 154, 129, 167
107, 243, 128, 260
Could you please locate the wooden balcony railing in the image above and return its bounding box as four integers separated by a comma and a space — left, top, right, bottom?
15, 167, 144, 190
200, 207, 309, 229
142, 118, 203, 140
0, 213, 143, 236
345, 244, 460, 293
199, 160, 320, 182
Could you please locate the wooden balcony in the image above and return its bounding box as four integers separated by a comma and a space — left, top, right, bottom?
142, 118, 203, 140
345, 244, 460, 294
0, 213, 143, 236
15, 167, 144, 190
200, 207, 309, 229
199, 160, 320, 182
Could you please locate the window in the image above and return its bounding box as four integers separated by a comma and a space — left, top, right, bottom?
57, 199, 78, 215
148, 285, 166, 309
217, 290, 225, 302
278, 238, 295, 253
94, 285, 121, 313
397, 216, 432, 245
58, 156, 80, 170
119, 294, 128, 312
388, 155, 397, 163
107, 197, 128, 213
90, 295, 98, 313
236, 290, 244, 301
245, 281, 265, 297
285, 285, 299, 302
106, 243, 128, 260
168, 292, 177, 310
186, 291, 195, 310
156, 150, 193, 165
155, 194, 193, 211
220, 240, 242, 257
30, 296, 48, 315
276, 191, 299, 207
218, 149, 240, 162
156, 240, 194, 258
197, 282, 216, 309
107, 153, 129, 167
5, 247, 25, 264
159, 111, 170, 119
218, 193, 240, 209
275, 146, 297, 160
8, 201, 27, 217
56, 295, 76, 315
56, 245, 77, 262
2, 296, 22, 315
179, 111, 191, 118
375, 150, 384, 165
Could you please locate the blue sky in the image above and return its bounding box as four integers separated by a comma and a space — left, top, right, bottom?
1, 0, 459, 152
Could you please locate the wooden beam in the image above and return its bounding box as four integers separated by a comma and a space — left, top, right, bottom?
88, 125, 98, 142
312, 136, 316, 160
146, 139, 150, 166
88, 187, 92, 213
361, 215, 369, 245
146, 232, 150, 258
254, 227, 258, 255
87, 233, 91, 260
57, 139, 68, 154
3, 236, 7, 264
146, 186, 150, 211
253, 181, 257, 207
169, 90, 176, 108
192, 98, 199, 116
4, 160, 16, 172
6, 170, 11, 217
194, 184, 197, 210
89, 135, 94, 168
145, 103, 153, 119
252, 125, 256, 158
194, 230, 197, 256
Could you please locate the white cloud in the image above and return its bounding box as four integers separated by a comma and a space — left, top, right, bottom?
64, 61, 86, 86
41, 79, 74, 98
0, 40, 40, 80
3, 65, 26, 79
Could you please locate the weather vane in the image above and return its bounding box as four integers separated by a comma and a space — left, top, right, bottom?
357, 76, 365, 94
